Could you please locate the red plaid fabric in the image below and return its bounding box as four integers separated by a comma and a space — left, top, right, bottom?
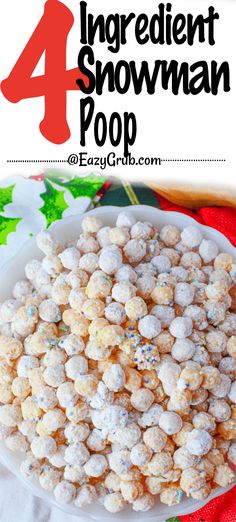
157, 194, 236, 247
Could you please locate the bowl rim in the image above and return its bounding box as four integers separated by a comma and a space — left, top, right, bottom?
1, 204, 236, 275
0, 204, 235, 520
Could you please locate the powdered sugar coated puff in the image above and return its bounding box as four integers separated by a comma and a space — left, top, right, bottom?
138, 315, 161, 339
181, 226, 202, 249
116, 211, 137, 228
170, 317, 193, 338
199, 239, 219, 263
186, 429, 212, 456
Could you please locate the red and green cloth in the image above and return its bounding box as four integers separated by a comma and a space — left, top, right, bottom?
96, 179, 236, 248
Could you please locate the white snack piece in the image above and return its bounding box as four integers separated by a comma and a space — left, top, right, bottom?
228, 381, 236, 403
39, 466, 61, 491
54, 481, 76, 504
151, 255, 171, 274
64, 442, 90, 466
186, 429, 212, 456
103, 364, 125, 392
59, 247, 80, 270
42, 255, 62, 277
151, 305, 175, 327
124, 240, 147, 263
138, 315, 161, 339
169, 317, 193, 339
84, 454, 108, 477
131, 221, 152, 240
75, 485, 97, 508
48, 445, 67, 468
31, 435, 57, 459
37, 386, 58, 411
43, 365, 66, 388
143, 426, 167, 452
13, 280, 33, 300
181, 226, 202, 248
116, 265, 137, 284
132, 493, 155, 512
116, 211, 137, 228
130, 443, 151, 466
174, 446, 200, 470
82, 215, 103, 234
87, 429, 106, 451
131, 389, 154, 412
105, 302, 126, 325
25, 260, 42, 281
159, 411, 183, 435
109, 449, 132, 475
160, 225, 180, 247
174, 283, 195, 307
104, 492, 126, 513
138, 404, 163, 428
59, 334, 84, 356
17, 356, 39, 378
97, 227, 112, 248
36, 231, 60, 255
228, 442, 236, 465
64, 423, 90, 444
39, 299, 61, 323
159, 362, 181, 396
109, 227, 130, 246
199, 239, 219, 263
5, 432, 29, 452
172, 339, 195, 362
208, 399, 231, 422
112, 282, 136, 304
56, 382, 78, 408
0, 299, 21, 323
79, 253, 98, 273
20, 454, 42, 480
99, 246, 123, 275
65, 355, 88, 380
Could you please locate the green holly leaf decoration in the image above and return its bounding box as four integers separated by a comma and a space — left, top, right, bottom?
0, 215, 22, 245
45, 172, 105, 199
0, 184, 15, 213
39, 179, 69, 228
166, 517, 181, 522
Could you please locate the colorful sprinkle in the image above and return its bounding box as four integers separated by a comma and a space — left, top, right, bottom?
27, 306, 36, 317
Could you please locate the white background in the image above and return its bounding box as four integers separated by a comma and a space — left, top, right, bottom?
0, 0, 235, 189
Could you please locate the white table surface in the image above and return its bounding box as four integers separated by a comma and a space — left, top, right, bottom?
0, 463, 88, 522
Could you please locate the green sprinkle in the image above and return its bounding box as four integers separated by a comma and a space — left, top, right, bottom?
156, 473, 165, 479
59, 324, 70, 332
102, 274, 112, 285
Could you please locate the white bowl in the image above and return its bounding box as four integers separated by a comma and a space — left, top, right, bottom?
0, 205, 235, 521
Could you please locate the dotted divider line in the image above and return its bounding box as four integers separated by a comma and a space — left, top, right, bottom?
161, 159, 226, 162
7, 160, 68, 163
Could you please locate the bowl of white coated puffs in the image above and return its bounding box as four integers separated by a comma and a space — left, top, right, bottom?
0, 205, 236, 521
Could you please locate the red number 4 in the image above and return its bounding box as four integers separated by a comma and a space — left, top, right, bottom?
1, 0, 88, 144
